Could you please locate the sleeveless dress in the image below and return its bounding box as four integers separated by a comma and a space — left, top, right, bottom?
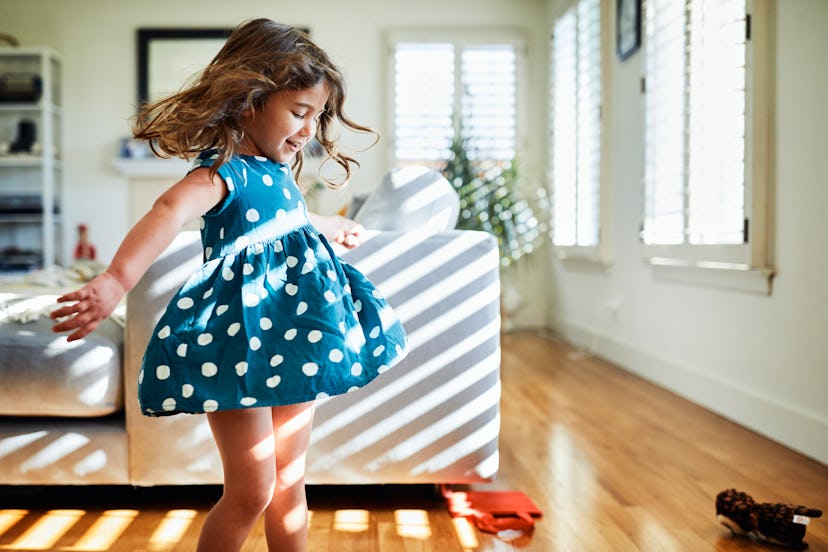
137, 151, 408, 416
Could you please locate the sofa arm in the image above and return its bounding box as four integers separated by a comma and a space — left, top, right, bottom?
125, 229, 501, 485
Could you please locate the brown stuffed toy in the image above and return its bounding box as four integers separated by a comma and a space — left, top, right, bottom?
716, 488, 823, 550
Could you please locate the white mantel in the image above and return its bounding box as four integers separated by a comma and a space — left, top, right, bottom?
111, 157, 193, 227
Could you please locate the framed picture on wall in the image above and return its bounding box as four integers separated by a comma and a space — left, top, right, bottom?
616, 0, 641, 61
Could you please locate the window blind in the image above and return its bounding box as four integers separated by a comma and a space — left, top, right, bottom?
550, 0, 601, 247
643, 0, 747, 246
392, 40, 518, 167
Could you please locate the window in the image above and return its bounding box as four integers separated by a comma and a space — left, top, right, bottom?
390, 32, 523, 169
642, 0, 773, 286
549, 0, 604, 255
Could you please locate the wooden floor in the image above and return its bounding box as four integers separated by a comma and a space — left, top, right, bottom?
0, 331, 826, 551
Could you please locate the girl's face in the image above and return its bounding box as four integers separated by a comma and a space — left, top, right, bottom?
240, 81, 329, 163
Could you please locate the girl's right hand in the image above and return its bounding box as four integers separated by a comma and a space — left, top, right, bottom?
51, 271, 127, 341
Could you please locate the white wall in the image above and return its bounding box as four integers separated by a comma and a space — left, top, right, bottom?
2, 0, 549, 278
545, 0, 828, 464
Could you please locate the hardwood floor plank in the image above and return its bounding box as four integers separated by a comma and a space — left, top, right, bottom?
0, 331, 825, 551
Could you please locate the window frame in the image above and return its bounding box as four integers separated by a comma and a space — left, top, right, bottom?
548, 0, 612, 263
641, 0, 775, 293
385, 28, 528, 173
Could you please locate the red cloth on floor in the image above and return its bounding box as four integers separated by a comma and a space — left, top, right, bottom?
443, 486, 543, 534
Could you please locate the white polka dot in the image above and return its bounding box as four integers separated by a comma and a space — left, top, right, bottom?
283, 188, 291, 200
302, 262, 314, 274
308, 330, 323, 343
240, 397, 257, 407
348, 386, 360, 393
378, 364, 389, 374
243, 263, 254, 275
197, 333, 213, 346
329, 349, 344, 362
235, 236, 250, 249
203, 400, 219, 412
327, 270, 337, 280
227, 322, 241, 336
270, 354, 283, 367
302, 363, 319, 376
296, 302, 308, 315
285, 283, 298, 296
262, 174, 273, 186
219, 227, 225, 239
243, 293, 260, 307
203, 288, 213, 299
157, 325, 171, 339
156, 365, 170, 380
373, 345, 386, 357
176, 344, 188, 357
260, 317, 272, 330
235, 362, 248, 376
266, 375, 281, 388
276, 209, 287, 221
351, 363, 363, 376
182, 384, 194, 398
284, 328, 297, 340
177, 297, 194, 310
354, 300, 363, 312
249, 337, 261, 350
316, 392, 330, 400
205, 247, 213, 259
324, 290, 337, 303
202, 362, 218, 377
274, 241, 284, 253
246, 209, 260, 222
162, 398, 176, 411
369, 326, 380, 339
253, 242, 264, 254
138, 369, 144, 384
222, 267, 234, 281
344, 284, 352, 294
372, 290, 383, 299
198, 217, 205, 230
226, 176, 234, 190
339, 321, 346, 332
216, 304, 229, 316
286, 256, 299, 268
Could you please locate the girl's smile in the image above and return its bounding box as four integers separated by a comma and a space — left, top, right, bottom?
240, 81, 329, 163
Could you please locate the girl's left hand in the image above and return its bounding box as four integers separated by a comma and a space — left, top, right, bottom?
310, 214, 365, 249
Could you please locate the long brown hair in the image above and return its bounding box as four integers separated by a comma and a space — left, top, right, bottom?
133, 19, 376, 186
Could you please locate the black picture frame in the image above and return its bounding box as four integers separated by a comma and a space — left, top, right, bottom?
616, 0, 642, 61
137, 28, 233, 107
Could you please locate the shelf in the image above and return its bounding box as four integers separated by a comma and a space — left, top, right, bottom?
0, 102, 61, 114
0, 155, 62, 168
0, 214, 62, 224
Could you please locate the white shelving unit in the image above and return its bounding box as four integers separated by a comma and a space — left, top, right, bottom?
0, 47, 64, 270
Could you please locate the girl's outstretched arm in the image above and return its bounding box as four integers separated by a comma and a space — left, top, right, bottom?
51, 168, 227, 341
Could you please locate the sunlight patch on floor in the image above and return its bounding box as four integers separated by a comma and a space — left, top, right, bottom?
63, 509, 138, 551
394, 509, 431, 539
333, 509, 370, 532
148, 509, 197, 550
451, 516, 480, 550
3, 509, 84, 550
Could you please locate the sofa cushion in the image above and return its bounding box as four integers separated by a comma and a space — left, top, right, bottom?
0, 293, 123, 417
352, 166, 459, 231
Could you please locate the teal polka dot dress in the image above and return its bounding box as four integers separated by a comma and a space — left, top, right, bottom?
137, 151, 408, 416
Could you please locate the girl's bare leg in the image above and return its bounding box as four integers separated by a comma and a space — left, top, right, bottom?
197, 407, 278, 552
264, 401, 316, 552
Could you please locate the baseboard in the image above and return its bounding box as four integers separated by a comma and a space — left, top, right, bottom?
548, 316, 828, 466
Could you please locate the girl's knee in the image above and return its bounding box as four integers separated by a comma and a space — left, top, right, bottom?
223, 471, 277, 515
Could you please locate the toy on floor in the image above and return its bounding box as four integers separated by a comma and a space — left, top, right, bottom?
716, 488, 822, 550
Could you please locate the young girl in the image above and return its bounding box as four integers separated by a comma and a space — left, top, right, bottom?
51, 19, 407, 552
